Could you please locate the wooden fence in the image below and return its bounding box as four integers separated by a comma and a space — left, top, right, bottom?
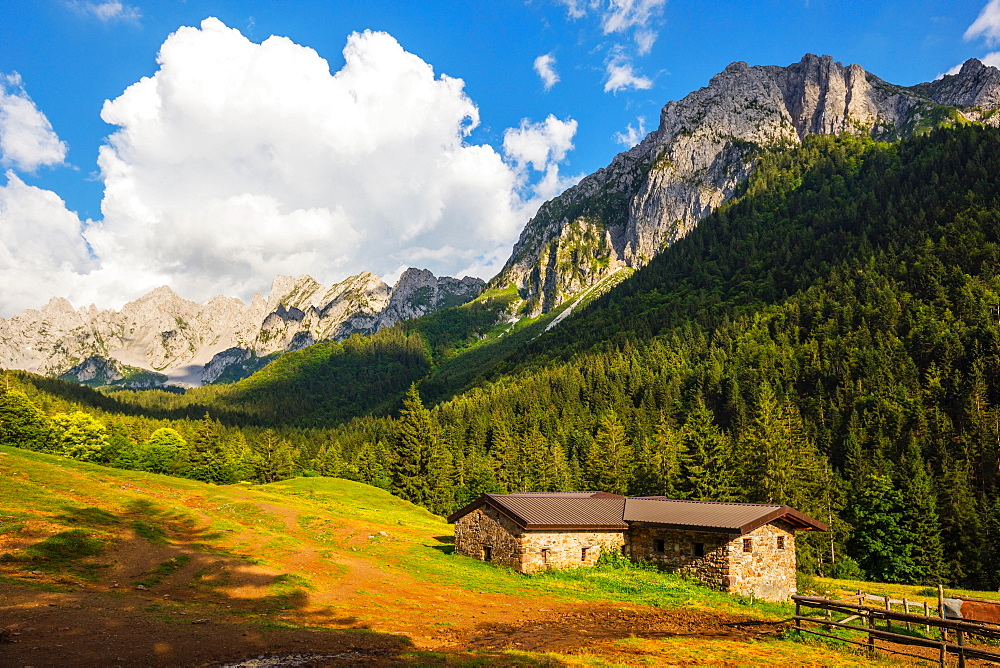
792, 595, 1000, 666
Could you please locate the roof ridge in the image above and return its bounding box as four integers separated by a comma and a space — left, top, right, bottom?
628, 497, 786, 508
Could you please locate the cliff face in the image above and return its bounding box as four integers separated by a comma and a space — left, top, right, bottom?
0, 269, 484, 387
493, 55, 1000, 314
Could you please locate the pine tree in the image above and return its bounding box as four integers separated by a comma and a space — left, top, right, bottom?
186, 413, 227, 483
314, 439, 345, 477
681, 399, 731, 501
899, 438, 946, 584
391, 385, 437, 504
354, 440, 392, 489
583, 410, 632, 494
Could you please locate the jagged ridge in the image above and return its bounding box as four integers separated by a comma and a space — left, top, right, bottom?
0, 268, 483, 387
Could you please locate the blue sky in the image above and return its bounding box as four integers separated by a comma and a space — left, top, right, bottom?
0, 0, 997, 314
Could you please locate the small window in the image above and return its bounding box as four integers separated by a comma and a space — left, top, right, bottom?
581, 547, 588, 561
693, 542, 705, 557
541, 548, 550, 564
483, 546, 493, 561
653, 539, 665, 553
777, 536, 785, 550
743, 538, 753, 553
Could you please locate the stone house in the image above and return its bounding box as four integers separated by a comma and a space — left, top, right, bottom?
447, 492, 827, 601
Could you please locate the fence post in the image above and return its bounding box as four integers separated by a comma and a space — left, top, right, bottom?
867, 606, 876, 655
795, 598, 801, 631
957, 629, 966, 668
903, 597, 912, 632
884, 595, 892, 632
938, 584, 949, 643
923, 601, 930, 633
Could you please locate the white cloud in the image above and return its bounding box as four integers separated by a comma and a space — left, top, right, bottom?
68, 1, 141, 24
614, 116, 646, 146
503, 115, 577, 171
604, 58, 653, 93
64, 18, 572, 309
0, 172, 102, 314
966, 0, 1000, 46
556, 0, 663, 91
534, 53, 560, 91
634, 29, 657, 55
0, 19, 583, 315
0, 73, 68, 172
601, 0, 667, 35
557, 0, 600, 19
502, 115, 582, 214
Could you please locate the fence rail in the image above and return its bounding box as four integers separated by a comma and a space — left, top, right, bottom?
792, 595, 1000, 666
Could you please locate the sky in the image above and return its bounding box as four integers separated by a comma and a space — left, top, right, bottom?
0, 0, 998, 316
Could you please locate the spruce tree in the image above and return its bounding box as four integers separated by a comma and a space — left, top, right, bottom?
584, 410, 631, 494
391, 385, 436, 504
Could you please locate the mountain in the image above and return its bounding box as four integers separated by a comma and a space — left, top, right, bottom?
492, 55, 1000, 315
0, 268, 483, 388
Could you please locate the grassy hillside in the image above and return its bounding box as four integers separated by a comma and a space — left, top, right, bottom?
0, 447, 888, 665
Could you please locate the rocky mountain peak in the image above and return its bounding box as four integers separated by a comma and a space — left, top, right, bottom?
915, 58, 1000, 109
493, 53, 1000, 316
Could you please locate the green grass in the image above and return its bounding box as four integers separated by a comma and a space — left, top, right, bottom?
0, 446, 889, 665
132, 555, 191, 588
25, 529, 107, 560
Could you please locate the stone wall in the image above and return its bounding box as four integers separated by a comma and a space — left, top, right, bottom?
453, 506, 625, 573
724, 521, 797, 601
517, 530, 626, 574
625, 521, 797, 601
452, 506, 524, 570
627, 524, 733, 589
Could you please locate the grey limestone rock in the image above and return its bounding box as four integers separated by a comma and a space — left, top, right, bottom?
492, 55, 1000, 315
0, 268, 483, 387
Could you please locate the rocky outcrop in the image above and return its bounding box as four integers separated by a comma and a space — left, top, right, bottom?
0, 269, 484, 387
377, 268, 485, 329
492, 55, 1000, 315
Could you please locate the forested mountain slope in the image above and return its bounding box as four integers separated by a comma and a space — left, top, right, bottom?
331, 125, 1000, 588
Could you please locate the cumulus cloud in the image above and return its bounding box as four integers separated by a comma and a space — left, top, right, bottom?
614, 116, 646, 146
534, 53, 560, 91
504, 115, 577, 171
966, 0, 1000, 46
604, 57, 653, 93
68, 1, 141, 24
0, 172, 100, 313
83, 19, 534, 303
0, 73, 68, 172
502, 115, 582, 207
0, 19, 582, 315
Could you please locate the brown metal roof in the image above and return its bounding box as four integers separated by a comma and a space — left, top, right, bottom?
446, 492, 827, 533
446, 493, 628, 529
490, 495, 628, 529
624, 497, 828, 533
